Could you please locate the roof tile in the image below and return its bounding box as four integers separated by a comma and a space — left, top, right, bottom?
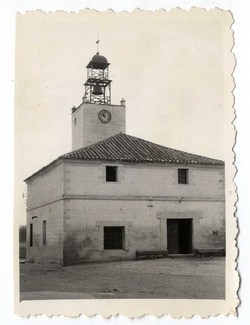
60, 133, 224, 166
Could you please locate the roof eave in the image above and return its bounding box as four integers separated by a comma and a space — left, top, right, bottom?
61, 156, 224, 166
24, 158, 63, 183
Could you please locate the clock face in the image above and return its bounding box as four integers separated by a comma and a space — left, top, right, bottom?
98, 110, 112, 124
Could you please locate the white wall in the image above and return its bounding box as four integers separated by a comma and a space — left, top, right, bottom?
72, 102, 126, 149
64, 161, 225, 200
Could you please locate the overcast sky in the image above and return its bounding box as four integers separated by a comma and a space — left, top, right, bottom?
15, 9, 234, 225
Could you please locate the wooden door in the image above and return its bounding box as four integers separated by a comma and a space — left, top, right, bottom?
167, 219, 179, 254
178, 219, 193, 254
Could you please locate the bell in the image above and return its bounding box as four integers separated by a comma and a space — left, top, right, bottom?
92, 83, 103, 95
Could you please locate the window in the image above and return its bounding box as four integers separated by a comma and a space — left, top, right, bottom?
106, 166, 117, 182
42, 221, 46, 245
104, 227, 124, 250
30, 224, 33, 247
178, 169, 188, 184
74, 117, 77, 125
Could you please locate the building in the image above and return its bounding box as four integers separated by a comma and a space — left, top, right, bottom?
25, 52, 225, 266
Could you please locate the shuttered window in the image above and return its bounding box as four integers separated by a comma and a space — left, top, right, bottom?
178, 169, 188, 184
106, 166, 117, 182
104, 227, 124, 250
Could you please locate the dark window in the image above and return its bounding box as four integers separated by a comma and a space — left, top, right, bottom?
42, 221, 46, 245
106, 166, 117, 182
104, 227, 124, 250
74, 117, 77, 125
178, 169, 188, 184
30, 223, 33, 247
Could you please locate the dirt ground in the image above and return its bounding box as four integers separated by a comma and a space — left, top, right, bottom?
20, 257, 225, 300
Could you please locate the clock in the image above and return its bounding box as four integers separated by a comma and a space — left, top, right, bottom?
98, 110, 112, 124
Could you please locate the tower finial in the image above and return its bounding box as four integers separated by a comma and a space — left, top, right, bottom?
96, 34, 99, 55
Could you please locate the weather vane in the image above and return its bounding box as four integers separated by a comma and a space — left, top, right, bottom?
96, 34, 99, 54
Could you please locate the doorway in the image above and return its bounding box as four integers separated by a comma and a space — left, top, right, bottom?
167, 219, 193, 254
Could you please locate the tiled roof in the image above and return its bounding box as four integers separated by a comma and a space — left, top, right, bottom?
60, 133, 224, 165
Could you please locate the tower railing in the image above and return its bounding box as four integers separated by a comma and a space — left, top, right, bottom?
84, 55, 112, 105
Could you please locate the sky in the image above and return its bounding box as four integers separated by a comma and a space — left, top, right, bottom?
15, 9, 234, 225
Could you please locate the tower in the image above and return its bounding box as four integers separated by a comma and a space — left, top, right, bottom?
84, 52, 111, 105
72, 52, 126, 150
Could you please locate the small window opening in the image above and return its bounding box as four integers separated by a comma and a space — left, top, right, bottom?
30, 223, 33, 247
42, 221, 46, 245
74, 117, 77, 125
104, 227, 124, 250
178, 169, 188, 184
106, 166, 117, 182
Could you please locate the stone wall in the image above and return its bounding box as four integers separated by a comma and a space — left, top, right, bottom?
25, 163, 64, 265
63, 198, 225, 265
26, 200, 64, 265
25, 160, 225, 265
26, 162, 64, 210
64, 161, 225, 199
72, 103, 126, 150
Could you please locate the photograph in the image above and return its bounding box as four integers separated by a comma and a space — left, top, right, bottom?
14, 8, 237, 317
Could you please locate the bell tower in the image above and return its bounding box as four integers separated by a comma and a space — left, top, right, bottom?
71, 52, 126, 150
84, 52, 111, 104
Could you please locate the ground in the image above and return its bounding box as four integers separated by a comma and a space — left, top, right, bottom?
20, 257, 225, 300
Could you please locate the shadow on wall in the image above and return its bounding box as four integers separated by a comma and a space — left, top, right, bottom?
63, 233, 100, 266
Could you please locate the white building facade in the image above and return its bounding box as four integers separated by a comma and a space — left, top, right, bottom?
25, 53, 225, 266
